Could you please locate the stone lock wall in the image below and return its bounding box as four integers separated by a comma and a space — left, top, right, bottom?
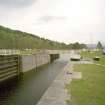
21, 53, 50, 72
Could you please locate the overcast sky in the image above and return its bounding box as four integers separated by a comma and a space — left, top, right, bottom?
0, 0, 105, 44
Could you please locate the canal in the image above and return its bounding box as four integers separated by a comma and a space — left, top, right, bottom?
0, 54, 71, 105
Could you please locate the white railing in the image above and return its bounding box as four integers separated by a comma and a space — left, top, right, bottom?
0, 49, 20, 55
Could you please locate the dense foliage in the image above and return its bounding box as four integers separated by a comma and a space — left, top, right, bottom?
0, 25, 87, 49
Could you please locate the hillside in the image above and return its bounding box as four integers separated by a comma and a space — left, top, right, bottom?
0, 25, 86, 49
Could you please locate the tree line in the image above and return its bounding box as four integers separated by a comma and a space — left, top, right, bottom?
0, 25, 87, 50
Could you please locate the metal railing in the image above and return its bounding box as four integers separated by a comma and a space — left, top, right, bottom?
0, 55, 20, 82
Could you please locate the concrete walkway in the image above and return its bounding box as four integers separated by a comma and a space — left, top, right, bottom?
36, 62, 73, 105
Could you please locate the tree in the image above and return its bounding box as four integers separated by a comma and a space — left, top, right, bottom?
68, 42, 87, 49
97, 41, 103, 49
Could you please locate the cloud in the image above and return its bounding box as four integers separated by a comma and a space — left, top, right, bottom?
0, 0, 36, 8
38, 15, 68, 23
0, 0, 105, 44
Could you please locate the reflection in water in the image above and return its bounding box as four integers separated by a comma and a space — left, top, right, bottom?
0, 54, 70, 105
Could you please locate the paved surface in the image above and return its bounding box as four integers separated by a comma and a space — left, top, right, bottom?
36, 62, 73, 105
71, 72, 82, 79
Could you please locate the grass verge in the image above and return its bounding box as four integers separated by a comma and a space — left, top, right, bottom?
81, 51, 105, 65
67, 64, 105, 105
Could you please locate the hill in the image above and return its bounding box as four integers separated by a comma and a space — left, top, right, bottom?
0, 25, 86, 49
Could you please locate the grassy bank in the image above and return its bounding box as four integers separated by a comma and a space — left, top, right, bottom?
81, 51, 105, 65
66, 51, 105, 105
67, 64, 105, 105
81, 51, 101, 58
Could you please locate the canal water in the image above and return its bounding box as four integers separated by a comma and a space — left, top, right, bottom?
0, 54, 71, 105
